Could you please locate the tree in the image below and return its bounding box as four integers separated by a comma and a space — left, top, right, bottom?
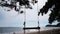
0, 0, 38, 13
38, 0, 60, 24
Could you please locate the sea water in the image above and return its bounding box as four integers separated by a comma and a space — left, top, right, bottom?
0, 27, 23, 33
0, 27, 60, 33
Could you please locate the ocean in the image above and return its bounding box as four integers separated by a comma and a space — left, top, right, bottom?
0, 27, 23, 33
0, 27, 60, 33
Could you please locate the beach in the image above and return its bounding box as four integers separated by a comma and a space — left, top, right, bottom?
26, 29, 60, 34
0, 27, 60, 34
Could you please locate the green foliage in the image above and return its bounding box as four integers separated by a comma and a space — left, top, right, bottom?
38, 0, 60, 24
0, 0, 38, 12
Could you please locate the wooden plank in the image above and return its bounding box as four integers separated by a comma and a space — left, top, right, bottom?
23, 27, 40, 30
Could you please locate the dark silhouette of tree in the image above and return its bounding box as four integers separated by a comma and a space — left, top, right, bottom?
38, 0, 60, 24
0, 0, 38, 13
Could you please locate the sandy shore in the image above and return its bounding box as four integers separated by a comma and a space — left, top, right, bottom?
26, 29, 60, 34
3, 29, 60, 34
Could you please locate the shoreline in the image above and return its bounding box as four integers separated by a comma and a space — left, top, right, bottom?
0, 27, 60, 34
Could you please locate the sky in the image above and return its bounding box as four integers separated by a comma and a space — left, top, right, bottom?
0, 0, 58, 27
